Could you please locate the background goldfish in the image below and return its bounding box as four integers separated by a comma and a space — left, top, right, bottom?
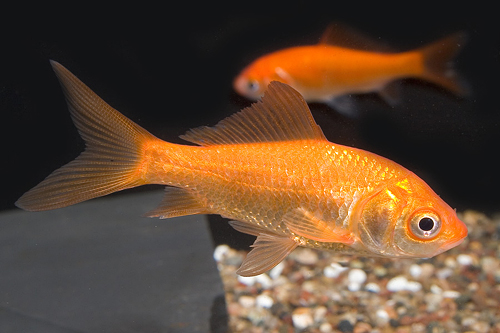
17, 62, 467, 276
234, 24, 468, 116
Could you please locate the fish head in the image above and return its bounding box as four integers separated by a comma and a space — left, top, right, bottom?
233, 59, 292, 100
357, 176, 468, 258
233, 70, 266, 100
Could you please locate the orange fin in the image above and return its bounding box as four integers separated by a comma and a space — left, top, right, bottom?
145, 187, 210, 219
419, 32, 470, 96
237, 234, 297, 277
180, 81, 326, 146
15, 61, 158, 211
283, 208, 354, 244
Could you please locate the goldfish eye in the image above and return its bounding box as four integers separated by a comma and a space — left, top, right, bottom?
247, 80, 260, 93
410, 213, 442, 240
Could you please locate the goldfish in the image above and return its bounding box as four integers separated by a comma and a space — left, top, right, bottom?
17, 61, 467, 277
233, 24, 468, 115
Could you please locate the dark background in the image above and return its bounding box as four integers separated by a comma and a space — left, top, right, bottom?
1, 5, 498, 227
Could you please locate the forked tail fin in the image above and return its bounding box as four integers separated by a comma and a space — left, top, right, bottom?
419, 32, 470, 96
16, 61, 159, 211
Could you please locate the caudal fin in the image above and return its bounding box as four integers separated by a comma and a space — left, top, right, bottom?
419, 32, 470, 96
16, 61, 158, 211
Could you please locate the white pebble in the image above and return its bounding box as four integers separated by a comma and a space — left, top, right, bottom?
238, 295, 255, 308
409, 264, 422, 278
467, 282, 479, 291
365, 282, 381, 293
444, 257, 457, 269
237, 275, 256, 286
457, 254, 473, 266
348, 268, 367, 284
430, 284, 443, 294
292, 308, 314, 330
376, 309, 390, 325
462, 316, 477, 326
436, 268, 453, 280
319, 322, 333, 333
386, 276, 409, 292
425, 293, 443, 312
213, 244, 230, 262
293, 248, 318, 265
301, 281, 317, 293
419, 263, 435, 278
269, 261, 285, 279
386, 275, 421, 292
481, 256, 499, 274
348, 282, 362, 292
442, 290, 461, 298
313, 306, 328, 322
255, 274, 273, 289
406, 281, 422, 292
324, 262, 348, 278
255, 294, 274, 308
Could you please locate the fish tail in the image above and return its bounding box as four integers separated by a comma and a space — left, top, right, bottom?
418, 32, 470, 96
16, 61, 159, 211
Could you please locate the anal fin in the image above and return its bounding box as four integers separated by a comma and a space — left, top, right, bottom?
283, 208, 354, 244
145, 187, 209, 219
237, 234, 297, 277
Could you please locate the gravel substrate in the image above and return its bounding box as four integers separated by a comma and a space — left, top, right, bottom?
214, 210, 500, 332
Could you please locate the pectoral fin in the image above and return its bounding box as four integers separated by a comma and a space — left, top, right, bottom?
237, 234, 298, 277
378, 81, 401, 107
283, 208, 354, 244
326, 95, 359, 117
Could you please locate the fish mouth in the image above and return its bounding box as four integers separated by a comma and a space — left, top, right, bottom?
233, 75, 247, 95
436, 220, 468, 254
436, 237, 466, 255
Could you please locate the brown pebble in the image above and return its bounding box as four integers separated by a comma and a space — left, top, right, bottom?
353, 322, 372, 333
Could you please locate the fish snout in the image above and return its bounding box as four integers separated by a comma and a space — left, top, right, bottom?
439, 216, 468, 253
233, 75, 261, 100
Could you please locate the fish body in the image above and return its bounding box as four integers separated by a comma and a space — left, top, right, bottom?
17, 62, 468, 276
234, 24, 468, 115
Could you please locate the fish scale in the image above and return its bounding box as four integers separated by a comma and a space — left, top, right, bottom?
145, 139, 408, 240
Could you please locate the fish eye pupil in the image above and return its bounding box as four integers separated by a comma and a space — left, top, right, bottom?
410, 213, 441, 239
419, 217, 434, 231
248, 80, 259, 92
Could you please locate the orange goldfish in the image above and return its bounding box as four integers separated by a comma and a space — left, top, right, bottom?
234, 24, 468, 115
17, 61, 467, 276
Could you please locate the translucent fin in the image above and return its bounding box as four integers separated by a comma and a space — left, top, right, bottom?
229, 220, 266, 236
145, 187, 210, 219
326, 95, 359, 117
319, 22, 393, 52
237, 234, 298, 277
180, 81, 326, 146
283, 208, 354, 244
15, 61, 158, 211
419, 32, 470, 96
378, 81, 401, 106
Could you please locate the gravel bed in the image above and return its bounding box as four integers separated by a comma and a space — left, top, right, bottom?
214, 210, 500, 332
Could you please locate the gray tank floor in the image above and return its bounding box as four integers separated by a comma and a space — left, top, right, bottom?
0, 190, 227, 332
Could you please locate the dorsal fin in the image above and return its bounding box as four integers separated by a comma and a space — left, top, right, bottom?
319, 23, 393, 53
180, 81, 326, 146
